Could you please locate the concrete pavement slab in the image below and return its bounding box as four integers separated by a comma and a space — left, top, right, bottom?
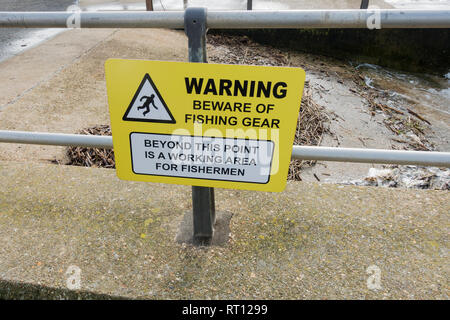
0, 28, 187, 162
0, 161, 448, 299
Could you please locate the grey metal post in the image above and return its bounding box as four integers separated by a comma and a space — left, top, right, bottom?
184, 7, 216, 246
145, 0, 153, 11
247, 0, 252, 10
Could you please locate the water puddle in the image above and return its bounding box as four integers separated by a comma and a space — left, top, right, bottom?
0, 28, 65, 63
0, 0, 76, 63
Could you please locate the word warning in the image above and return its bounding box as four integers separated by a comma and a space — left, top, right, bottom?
105, 59, 305, 192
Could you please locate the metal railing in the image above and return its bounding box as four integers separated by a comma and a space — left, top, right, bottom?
1, 10, 450, 29
1, 9, 449, 169
1, 8, 449, 244
1, 130, 449, 168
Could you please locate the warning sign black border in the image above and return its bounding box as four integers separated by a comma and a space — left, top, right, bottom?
122, 73, 176, 124
129, 132, 275, 185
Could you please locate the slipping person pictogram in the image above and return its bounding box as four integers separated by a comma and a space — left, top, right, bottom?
122, 73, 176, 123
137, 94, 158, 116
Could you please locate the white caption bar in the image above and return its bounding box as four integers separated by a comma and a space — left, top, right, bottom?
130, 133, 274, 184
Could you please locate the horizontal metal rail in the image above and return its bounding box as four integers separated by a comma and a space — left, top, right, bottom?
0, 130, 112, 149
1, 130, 449, 167
0, 10, 449, 29
291, 146, 450, 168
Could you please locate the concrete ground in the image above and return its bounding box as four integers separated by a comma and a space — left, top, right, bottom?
0, 28, 188, 162
0, 161, 448, 299
0, 2, 447, 299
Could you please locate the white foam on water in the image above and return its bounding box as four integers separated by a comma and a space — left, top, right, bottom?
427, 87, 450, 99
0, 28, 66, 63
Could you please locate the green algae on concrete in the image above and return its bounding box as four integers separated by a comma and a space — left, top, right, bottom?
0, 161, 448, 299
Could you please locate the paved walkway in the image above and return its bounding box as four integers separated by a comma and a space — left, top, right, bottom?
0, 28, 187, 162
0, 161, 448, 299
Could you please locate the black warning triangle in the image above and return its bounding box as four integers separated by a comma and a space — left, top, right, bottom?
122, 74, 176, 124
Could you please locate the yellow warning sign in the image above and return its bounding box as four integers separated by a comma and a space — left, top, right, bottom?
105, 59, 305, 192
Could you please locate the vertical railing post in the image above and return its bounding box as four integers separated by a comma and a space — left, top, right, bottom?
184, 7, 216, 246
145, 0, 153, 11
247, 0, 253, 10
